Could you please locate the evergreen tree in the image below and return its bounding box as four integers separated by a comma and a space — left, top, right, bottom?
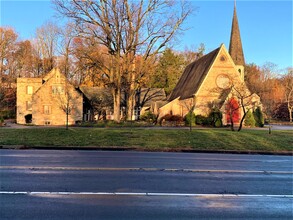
244, 109, 256, 127
151, 49, 185, 95
253, 107, 264, 127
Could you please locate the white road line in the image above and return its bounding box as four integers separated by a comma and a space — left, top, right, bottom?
0, 166, 292, 174
1, 191, 292, 198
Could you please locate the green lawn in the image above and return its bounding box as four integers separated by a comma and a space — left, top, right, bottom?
0, 127, 292, 153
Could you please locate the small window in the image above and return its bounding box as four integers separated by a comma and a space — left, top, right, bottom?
27, 86, 33, 95
56, 73, 61, 83
220, 55, 227, 62
26, 101, 32, 111
44, 121, 51, 125
52, 85, 64, 94
43, 105, 51, 115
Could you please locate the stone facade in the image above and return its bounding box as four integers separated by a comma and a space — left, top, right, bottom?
16, 78, 42, 124
17, 69, 83, 125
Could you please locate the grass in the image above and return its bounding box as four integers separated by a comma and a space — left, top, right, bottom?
0, 127, 292, 153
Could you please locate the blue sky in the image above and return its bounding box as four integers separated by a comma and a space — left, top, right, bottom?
1, 0, 292, 71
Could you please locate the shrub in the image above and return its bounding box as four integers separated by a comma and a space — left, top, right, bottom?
194, 114, 215, 126
184, 111, 196, 126
208, 108, 223, 127
169, 115, 184, 122
140, 111, 157, 123
214, 119, 222, 127
253, 107, 264, 127
244, 110, 255, 127
195, 115, 206, 125
0, 116, 4, 124
160, 114, 184, 126
0, 110, 15, 119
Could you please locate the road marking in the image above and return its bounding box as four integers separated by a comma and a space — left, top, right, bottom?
0, 166, 292, 174
1, 191, 292, 198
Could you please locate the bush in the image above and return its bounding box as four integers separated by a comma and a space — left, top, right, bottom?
253, 107, 264, 127
140, 111, 157, 123
193, 108, 223, 127
214, 119, 222, 127
160, 114, 184, 126
244, 110, 255, 127
208, 108, 223, 127
195, 115, 206, 125
0, 116, 4, 124
0, 110, 15, 119
184, 111, 196, 126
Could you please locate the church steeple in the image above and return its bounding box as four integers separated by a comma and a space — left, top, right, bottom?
229, 1, 245, 66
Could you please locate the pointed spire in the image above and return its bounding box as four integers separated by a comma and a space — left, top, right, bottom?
229, 1, 245, 66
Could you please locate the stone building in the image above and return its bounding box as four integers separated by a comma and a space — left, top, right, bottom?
159, 3, 261, 125
17, 68, 83, 125
17, 68, 166, 124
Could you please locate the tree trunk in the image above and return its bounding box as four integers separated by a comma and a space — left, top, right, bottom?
113, 88, 121, 122
288, 103, 292, 123
237, 112, 247, 132
127, 94, 134, 121
66, 112, 69, 130
126, 60, 136, 121
229, 112, 235, 131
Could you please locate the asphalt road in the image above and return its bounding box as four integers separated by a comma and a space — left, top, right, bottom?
1, 150, 292, 219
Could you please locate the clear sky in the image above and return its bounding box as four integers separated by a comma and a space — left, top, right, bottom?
1, 0, 292, 71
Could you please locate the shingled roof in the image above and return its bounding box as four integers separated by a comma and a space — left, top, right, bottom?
168, 46, 221, 101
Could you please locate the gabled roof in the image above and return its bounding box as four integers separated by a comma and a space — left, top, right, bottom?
168, 46, 221, 101
79, 86, 111, 100
33, 68, 80, 96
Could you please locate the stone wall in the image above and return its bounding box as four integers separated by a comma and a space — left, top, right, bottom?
16, 78, 42, 124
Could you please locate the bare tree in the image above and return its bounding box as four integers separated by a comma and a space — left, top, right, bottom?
56, 82, 75, 130
178, 96, 196, 131
57, 23, 77, 80
53, 0, 192, 122
282, 68, 293, 123
35, 21, 60, 74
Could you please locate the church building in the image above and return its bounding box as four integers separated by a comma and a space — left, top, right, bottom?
159, 3, 261, 125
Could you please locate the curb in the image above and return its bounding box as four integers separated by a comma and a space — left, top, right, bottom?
1, 145, 292, 156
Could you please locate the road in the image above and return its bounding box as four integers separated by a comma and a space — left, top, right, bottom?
0, 150, 292, 219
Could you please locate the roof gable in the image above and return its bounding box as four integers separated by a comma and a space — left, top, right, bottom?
33, 68, 78, 96
195, 44, 246, 99
168, 46, 221, 101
